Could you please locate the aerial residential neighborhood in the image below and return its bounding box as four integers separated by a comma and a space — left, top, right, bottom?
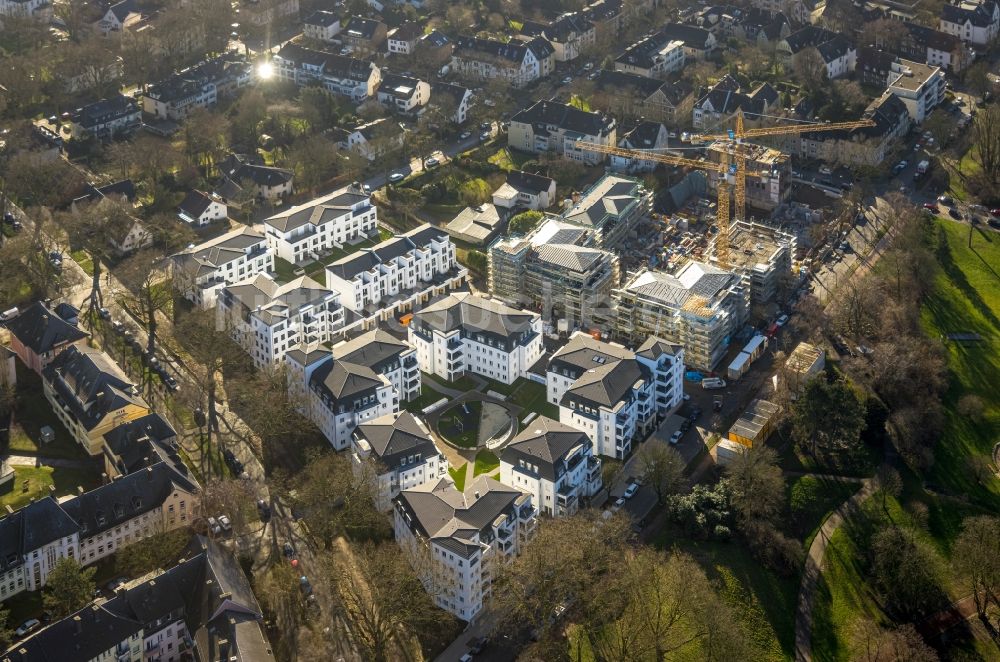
0, 0, 999, 660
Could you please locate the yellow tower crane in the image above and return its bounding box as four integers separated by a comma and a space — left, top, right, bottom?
576, 111, 875, 267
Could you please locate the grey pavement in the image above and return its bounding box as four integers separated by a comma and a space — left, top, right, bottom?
4, 454, 95, 469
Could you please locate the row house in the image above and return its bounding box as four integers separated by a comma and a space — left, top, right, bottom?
97, 0, 145, 33
171, 226, 273, 308
218, 273, 345, 369
451, 36, 555, 88
285, 331, 414, 450
263, 183, 377, 264
325, 224, 466, 331
408, 292, 544, 385
4, 301, 88, 376
273, 43, 382, 103
749, 0, 811, 24
500, 417, 602, 517
520, 13, 596, 62
591, 69, 695, 125
614, 32, 686, 78
940, 0, 999, 44
42, 346, 151, 456
429, 82, 474, 124
377, 73, 431, 115
796, 93, 911, 166
393, 476, 536, 621
303, 10, 341, 41
69, 95, 141, 141
693, 6, 790, 45
548, 331, 683, 459
508, 99, 617, 165
488, 218, 620, 328
100, 412, 179, 480
692, 74, 778, 130
142, 53, 254, 121
0, 460, 197, 604
778, 26, 856, 79
352, 411, 448, 511
2, 540, 270, 662
869, 22, 974, 72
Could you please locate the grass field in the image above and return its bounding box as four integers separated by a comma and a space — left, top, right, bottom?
449, 463, 467, 492
484, 378, 560, 422
439, 400, 482, 448
655, 525, 797, 660
7, 364, 90, 461
0, 465, 101, 511
473, 449, 500, 477
920, 220, 1000, 509
786, 475, 861, 548
403, 384, 447, 414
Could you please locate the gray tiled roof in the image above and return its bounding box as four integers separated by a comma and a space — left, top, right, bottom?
413, 293, 537, 339
501, 416, 590, 481
4, 301, 87, 355
563, 358, 646, 408
355, 411, 438, 469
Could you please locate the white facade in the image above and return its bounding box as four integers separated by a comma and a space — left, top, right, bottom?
408, 293, 544, 385
393, 477, 536, 621
263, 185, 378, 264
377, 76, 431, 114
170, 227, 274, 309
219, 274, 345, 369
452, 39, 544, 88
887, 59, 946, 123
303, 11, 340, 41
940, 1, 1000, 44
0, 530, 77, 603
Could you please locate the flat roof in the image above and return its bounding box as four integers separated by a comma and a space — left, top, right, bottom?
725, 220, 794, 271
728, 398, 780, 442
786, 342, 824, 373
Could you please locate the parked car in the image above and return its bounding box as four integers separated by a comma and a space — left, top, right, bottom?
623, 483, 639, 499
612, 497, 625, 510
561, 76, 572, 85
111, 320, 124, 333
299, 576, 313, 596
257, 499, 271, 522
207, 517, 221, 535
818, 165, 832, 175
669, 430, 683, 445
362, 184, 371, 194
776, 314, 789, 326
923, 203, 940, 213
106, 577, 128, 593
479, 131, 490, 142
388, 172, 404, 183
218, 515, 232, 532
424, 156, 440, 168
15, 619, 40, 637
990, 208, 1000, 217
98, 307, 111, 320
283, 542, 295, 558
163, 375, 179, 391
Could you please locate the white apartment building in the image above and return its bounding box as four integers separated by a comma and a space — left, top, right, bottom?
377, 73, 431, 114
451, 36, 555, 88
548, 332, 684, 459
352, 411, 448, 511
500, 417, 602, 517
408, 293, 544, 385
508, 99, 617, 165
273, 43, 382, 102
263, 184, 377, 264
0, 498, 79, 603
886, 58, 946, 123
302, 9, 340, 41
286, 329, 419, 449
218, 273, 345, 369
940, 0, 1000, 44
170, 227, 273, 308
429, 82, 474, 124
615, 33, 686, 77
393, 476, 536, 621
326, 224, 466, 331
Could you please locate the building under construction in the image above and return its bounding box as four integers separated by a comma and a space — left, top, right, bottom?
716, 220, 796, 305
705, 141, 792, 213
488, 218, 621, 328
612, 260, 749, 370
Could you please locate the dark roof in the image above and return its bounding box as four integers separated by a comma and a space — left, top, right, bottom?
326, 223, 445, 281
695, 74, 777, 117
595, 69, 667, 98
5, 301, 87, 355
0, 497, 79, 574
219, 154, 292, 188
506, 170, 554, 195
71, 95, 139, 129
562, 357, 647, 408
378, 73, 424, 100
524, 36, 556, 60
942, 0, 998, 27
500, 416, 590, 481
144, 53, 252, 105
549, 332, 632, 378
421, 29, 450, 48
343, 16, 385, 40
264, 185, 369, 233
304, 9, 338, 27
107, 0, 141, 22
61, 461, 198, 538
4, 603, 143, 662
621, 121, 665, 149
816, 34, 854, 63
101, 413, 179, 475
453, 36, 536, 64
391, 21, 423, 42
178, 190, 215, 218
520, 13, 594, 42
660, 23, 714, 48
333, 328, 412, 373
616, 31, 684, 70
42, 345, 147, 433
903, 21, 962, 52
354, 412, 438, 469
635, 336, 682, 361
511, 99, 615, 138
413, 292, 537, 340
781, 25, 839, 54
310, 359, 384, 402
274, 43, 375, 82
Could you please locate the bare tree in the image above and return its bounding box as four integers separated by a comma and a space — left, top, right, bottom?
638, 442, 686, 504
972, 104, 1000, 188
953, 515, 1000, 621
60, 197, 134, 315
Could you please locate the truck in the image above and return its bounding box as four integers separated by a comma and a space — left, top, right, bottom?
701, 377, 727, 390
914, 160, 931, 180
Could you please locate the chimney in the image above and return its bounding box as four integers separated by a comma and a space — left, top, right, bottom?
101, 472, 108, 485
73, 615, 82, 635
77, 486, 84, 495
146, 466, 153, 480
48, 485, 55, 493
4, 505, 12, 514
474, 491, 480, 499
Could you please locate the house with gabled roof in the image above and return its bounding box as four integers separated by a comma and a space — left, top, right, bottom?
171, 226, 274, 308
429, 82, 473, 124
520, 13, 596, 61
692, 74, 778, 129
273, 42, 382, 102
615, 31, 686, 77
452, 36, 555, 88
795, 92, 912, 166
4, 300, 88, 375
562, 173, 649, 248
508, 99, 617, 165
341, 16, 388, 55
611, 121, 670, 173
177, 189, 227, 226
940, 0, 999, 44
591, 69, 694, 125
491, 170, 556, 211
376, 73, 431, 115
388, 21, 423, 55
393, 475, 536, 621
303, 9, 341, 42
500, 416, 602, 516
217, 153, 293, 203
352, 411, 448, 510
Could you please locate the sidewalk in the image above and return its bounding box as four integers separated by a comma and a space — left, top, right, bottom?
4, 454, 94, 469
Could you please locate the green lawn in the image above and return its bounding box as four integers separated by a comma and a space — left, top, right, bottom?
487, 147, 534, 172
0, 465, 102, 511
655, 524, 797, 660
271, 257, 300, 284
424, 373, 479, 393
403, 384, 447, 414
786, 475, 862, 548
70, 249, 94, 276
920, 220, 1000, 509
7, 364, 90, 461
473, 449, 500, 476
449, 463, 468, 492
508, 379, 559, 421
